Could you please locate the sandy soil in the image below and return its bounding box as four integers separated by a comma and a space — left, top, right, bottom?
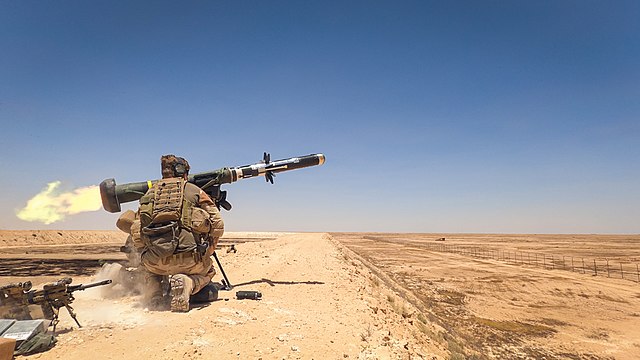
1, 231, 639, 359
0, 231, 445, 360
333, 233, 640, 360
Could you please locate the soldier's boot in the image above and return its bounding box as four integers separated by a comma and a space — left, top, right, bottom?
149, 293, 167, 311
169, 274, 194, 312
190, 281, 219, 303
144, 273, 166, 310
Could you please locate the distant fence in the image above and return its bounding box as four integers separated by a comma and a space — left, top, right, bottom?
421, 243, 640, 284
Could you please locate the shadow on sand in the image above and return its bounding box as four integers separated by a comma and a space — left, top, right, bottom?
0, 258, 125, 277
232, 278, 324, 288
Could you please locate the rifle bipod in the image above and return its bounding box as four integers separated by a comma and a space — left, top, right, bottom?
49, 302, 82, 334
213, 251, 233, 291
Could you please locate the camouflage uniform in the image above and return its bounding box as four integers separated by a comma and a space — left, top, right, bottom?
0, 282, 33, 320
116, 210, 142, 267
138, 182, 223, 290
135, 155, 224, 311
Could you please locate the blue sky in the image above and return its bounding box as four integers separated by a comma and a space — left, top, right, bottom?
1, 1, 638, 233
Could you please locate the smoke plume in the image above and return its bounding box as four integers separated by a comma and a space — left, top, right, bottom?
16, 181, 102, 224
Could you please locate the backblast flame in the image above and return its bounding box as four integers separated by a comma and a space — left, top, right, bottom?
16, 181, 102, 224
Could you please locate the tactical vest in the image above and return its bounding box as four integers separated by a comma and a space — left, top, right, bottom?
138, 178, 200, 260
139, 178, 196, 230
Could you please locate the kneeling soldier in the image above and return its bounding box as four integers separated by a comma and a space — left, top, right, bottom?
135, 155, 224, 312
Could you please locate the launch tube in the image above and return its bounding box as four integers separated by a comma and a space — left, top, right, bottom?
100, 153, 325, 213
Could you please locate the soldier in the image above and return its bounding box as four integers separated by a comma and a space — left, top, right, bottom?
115, 209, 142, 267
135, 155, 224, 312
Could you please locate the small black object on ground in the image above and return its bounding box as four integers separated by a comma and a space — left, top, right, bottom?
236, 291, 262, 300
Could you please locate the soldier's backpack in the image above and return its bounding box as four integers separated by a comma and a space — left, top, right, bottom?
139, 178, 186, 261
148, 178, 185, 225
138, 178, 210, 262
13, 333, 56, 356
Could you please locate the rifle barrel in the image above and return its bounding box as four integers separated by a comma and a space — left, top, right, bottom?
70, 279, 113, 291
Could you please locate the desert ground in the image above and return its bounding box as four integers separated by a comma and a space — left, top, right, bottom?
1, 231, 639, 359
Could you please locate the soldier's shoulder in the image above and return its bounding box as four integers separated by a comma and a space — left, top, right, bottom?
185, 181, 199, 189
184, 181, 204, 199
184, 182, 201, 192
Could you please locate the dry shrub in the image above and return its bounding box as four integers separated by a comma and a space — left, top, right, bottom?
447, 339, 465, 360
472, 317, 555, 337
438, 289, 466, 306
360, 325, 373, 342
595, 293, 629, 303
586, 328, 609, 340
416, 322, 440, 342
417, 313, 428, 324
539, 318, 568, 327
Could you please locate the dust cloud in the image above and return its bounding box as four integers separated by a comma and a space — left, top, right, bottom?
68, 265, 152, 329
